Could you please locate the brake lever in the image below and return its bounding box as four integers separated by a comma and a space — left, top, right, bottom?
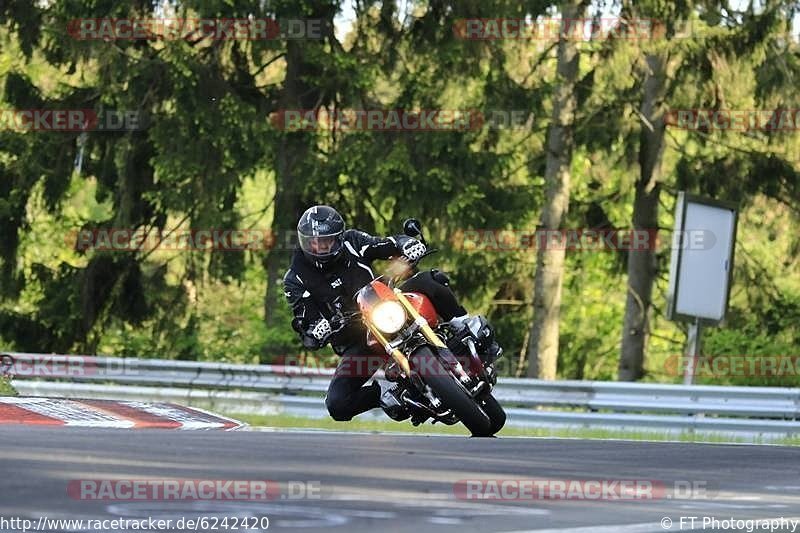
415, 248, 438, 262
398, 247, 439, 273
329, 312, 349, 331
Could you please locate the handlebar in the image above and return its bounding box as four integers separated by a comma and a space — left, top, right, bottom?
304, 310, 360, 348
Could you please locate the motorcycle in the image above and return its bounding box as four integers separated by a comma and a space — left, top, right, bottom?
320, 219, 506, 437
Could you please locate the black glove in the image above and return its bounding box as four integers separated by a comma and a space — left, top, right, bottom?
301, 318, 331, 349
302, 333, 322, 349
401, 238, 426, 261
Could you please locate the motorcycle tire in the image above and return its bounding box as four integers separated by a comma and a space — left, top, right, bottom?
479, 393, 506, 435
413, 346, 493, 437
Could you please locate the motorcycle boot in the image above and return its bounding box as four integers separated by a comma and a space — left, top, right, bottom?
378, 380, 410, 421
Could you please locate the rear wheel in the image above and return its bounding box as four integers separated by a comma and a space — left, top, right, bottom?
413, 347, 492, 437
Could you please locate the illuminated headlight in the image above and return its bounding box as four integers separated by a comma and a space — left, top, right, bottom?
371, 301, 406, 334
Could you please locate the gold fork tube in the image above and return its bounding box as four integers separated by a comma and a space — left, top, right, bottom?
367, 323, 412, 376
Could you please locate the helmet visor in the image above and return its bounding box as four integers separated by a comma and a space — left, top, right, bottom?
298, 232, 343, 259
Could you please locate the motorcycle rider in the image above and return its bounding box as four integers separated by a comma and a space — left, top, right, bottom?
283, 205, 500, 422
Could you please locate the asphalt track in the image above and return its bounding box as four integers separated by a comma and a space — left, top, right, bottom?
1, 426, 799, 533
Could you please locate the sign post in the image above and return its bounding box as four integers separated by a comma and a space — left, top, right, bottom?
682, 317, 701, 385
666, 192, 738, 384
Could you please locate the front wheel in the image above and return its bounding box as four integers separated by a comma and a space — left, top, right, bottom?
414, 347, 492, 437
479, 393, 506, 435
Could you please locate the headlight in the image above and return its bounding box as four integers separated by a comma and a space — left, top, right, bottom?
371, 301, 406, 334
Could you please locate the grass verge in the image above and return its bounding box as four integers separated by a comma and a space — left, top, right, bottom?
229, 412, 800, 446
0, 377, 18, 396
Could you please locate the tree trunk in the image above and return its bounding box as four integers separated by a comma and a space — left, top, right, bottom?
263, 141, 305, 328
262, 38, 319, 329
525, 0, 586, 379
262, 4, 336, 329
618, 53, 667, 381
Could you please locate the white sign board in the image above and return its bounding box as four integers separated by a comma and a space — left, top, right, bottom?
667, 192, 738, 325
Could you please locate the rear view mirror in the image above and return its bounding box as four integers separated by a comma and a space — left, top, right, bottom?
403, 218, 422, 238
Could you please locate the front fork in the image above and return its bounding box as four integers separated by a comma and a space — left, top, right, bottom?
393, 289, 473, 389
365, 289, 449, 379
367, 290, 484, 422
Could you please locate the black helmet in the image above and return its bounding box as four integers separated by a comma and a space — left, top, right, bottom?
297, 205, 346, 266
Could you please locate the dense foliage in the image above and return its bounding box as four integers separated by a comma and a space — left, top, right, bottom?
0, 1, 798, 385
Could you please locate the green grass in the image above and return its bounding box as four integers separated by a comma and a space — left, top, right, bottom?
228, 412, 800, 446
0, 378, 18, 396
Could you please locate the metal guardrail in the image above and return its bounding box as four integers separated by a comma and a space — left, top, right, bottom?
4, 352, 800, 437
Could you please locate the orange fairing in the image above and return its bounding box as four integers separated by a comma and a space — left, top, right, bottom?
356, 279, 396, 314
403, 292, 439, 327
371, 280, 396, 301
